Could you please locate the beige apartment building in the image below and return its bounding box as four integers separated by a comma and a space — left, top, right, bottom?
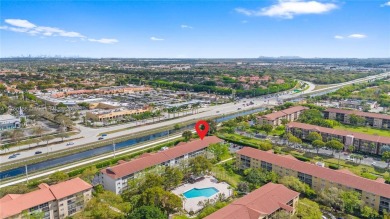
0, 178, 92, 219
286, 122, 390, 155
205, 182, 299, 219
324, 108, 390, 129
258, 106, 308, 126
236, 147, 390, 213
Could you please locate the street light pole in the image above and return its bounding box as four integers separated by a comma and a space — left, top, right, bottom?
25, 165, 29, 183
113, 140, 116, 158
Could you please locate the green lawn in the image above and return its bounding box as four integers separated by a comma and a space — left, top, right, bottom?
334, 124, 390, 137
212, 160, 243, 188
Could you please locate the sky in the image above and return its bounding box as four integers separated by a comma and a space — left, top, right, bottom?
0, 0, 389, 58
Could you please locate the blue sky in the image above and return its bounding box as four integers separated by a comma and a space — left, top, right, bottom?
1, 0, 389, 58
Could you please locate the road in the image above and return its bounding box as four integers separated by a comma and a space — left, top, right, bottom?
1, 72, 388, 163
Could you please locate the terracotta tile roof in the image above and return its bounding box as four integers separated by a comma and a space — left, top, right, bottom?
205, 183, 299, 219
237, 147, 390, 198
325, 108, 390, 120
49, 177, 93, 199
0, 177, 91, 218
260, 106, 308, 121
286, 122, 390, 144
100, 136, 223, 179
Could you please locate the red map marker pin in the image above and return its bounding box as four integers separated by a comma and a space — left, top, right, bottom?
195, 120, 209, 140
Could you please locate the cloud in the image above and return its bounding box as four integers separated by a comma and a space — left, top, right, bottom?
348, 34, 367, 39
1, 18, 118, 44
88, 38, 119, 44
381, 1, 390, 7
235, 0, 338, 19
5, 19, 36, 28
181, 24, 193, 29
150, 36, 164, 41
241, 20, 248, 24
334, 35, 344, 39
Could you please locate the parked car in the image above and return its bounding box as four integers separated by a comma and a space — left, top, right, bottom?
35, 151, 42, 155
66, 142, 74, 146
8, 155, 17, 159
101, 134, 107, 137
371, 162, 376, 166
98, 137, 104, 140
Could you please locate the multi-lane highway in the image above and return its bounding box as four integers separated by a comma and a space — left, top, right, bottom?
1, 72, 388, 163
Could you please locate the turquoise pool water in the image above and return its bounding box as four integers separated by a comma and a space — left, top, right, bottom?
183, 187, 219, 198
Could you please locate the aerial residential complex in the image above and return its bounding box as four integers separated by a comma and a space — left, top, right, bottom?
205, 182, 299, 219
286, 122, 390, 155
99, 136, 223, 194
257, 106, 308, 126
236, 147, 390, 213
324, 108, 390, 129
0, 178, 92, 219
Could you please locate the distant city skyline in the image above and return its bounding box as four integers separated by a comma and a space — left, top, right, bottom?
1, 0, 390, 58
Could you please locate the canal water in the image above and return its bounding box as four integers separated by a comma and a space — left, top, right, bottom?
0, 107, 264, 180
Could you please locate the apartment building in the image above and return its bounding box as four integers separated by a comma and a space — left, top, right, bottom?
99, 136, 223, 194
0, 178, 92, 219
258, 106, 308, 126
236, 147, 390, 213
205, 182, 299, 219
324, 108, 390, 129
286, 122, 390, 155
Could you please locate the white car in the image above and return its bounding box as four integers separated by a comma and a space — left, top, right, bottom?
371, 162, 376, 166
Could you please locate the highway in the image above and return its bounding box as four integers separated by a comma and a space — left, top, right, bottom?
1, 72, 388, 163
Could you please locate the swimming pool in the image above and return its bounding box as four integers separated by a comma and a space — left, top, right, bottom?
183, 187, 219, 198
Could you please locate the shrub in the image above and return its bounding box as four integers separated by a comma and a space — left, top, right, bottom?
328, 164, 339, 170
293, 155, 310, 162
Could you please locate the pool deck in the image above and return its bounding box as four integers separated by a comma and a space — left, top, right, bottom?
172, 176, 232, 213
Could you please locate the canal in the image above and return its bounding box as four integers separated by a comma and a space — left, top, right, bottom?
0, 107, 265, 180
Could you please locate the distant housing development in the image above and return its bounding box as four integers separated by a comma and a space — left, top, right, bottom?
257, 106, 308, 126
286, 122, 390, 155
324, 108, 390, 129
236, 147, 390, 212
0, 178, 92, 219
99, 136, 223, 194
205, 182, 299, 219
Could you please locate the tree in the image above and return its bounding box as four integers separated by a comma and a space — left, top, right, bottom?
245, 168, 278, 187
162, 166, 183, 190
11, 129, 24, 144
312, 140, 325, 154
281, 118, 289, 126
0, 102, 8, 114
208, 143, 229, 162
349, 114, 366, 126
182, 130, 192, 142
287, 133, 302, 146
49, 171, 69, 184
325, 139, 344, 155
139, 187, 182, 215
293, 198, 322, 219
41, 135, 55, 146
139, 173, 164, 192
80, 166, 98, 183
360, 205, 379, 219
318, 187, 343, 210
189, 156, 212, 175
382, 151, 390, 169
279, 176, 315, 197
57, 132, 70, 142
260, 124, 273, 135
127, 206, 166, 219
340, 190, 361, 214
205, 119, 217, 135
32, 126, 45, 137
307, 132, 322, 142
237, 182, 250, 194
271, 210, 290, 219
